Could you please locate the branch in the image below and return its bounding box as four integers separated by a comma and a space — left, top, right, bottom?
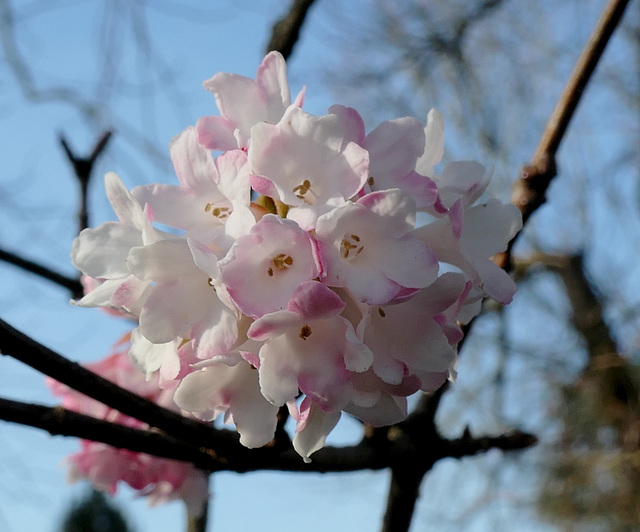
445, 428, 538, 459
381, 4, 632, 526
496, 0, 632, 270
0, 397, 220, 470
265, 0, 318, 60
0, 131, 111, 297
0, 317, 239, 458
60, 131, 112, 233
0, 248, 83, 298
0, 393, 536, 477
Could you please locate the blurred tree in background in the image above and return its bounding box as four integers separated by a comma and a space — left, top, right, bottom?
59, 489, 134, 532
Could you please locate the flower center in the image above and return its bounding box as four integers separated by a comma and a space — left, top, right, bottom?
299, 324, 312, 340
204, 203, 230, 220
267, 253, 294, 277
340, 234, 364, 260
292, 179, 318, 205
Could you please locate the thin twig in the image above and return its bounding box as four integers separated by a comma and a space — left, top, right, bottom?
496, 0, 632, 270
0, 248, 83, 298
59, 131, 112, 233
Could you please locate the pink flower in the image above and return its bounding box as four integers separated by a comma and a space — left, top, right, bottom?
330, 105, 440, 209
133, 127, 252, 247
248, 281, 373, 411
127, 238, 240, 359
47, 337, 208, 516
218, 214, 321, 318
249, 105, 370, 230
315, 189, 438, 305
173, 344, 280, 449
71, 173, 157, 316
415, 199, 522, 304
196, 51, 304, 150
361, 273, 469, 390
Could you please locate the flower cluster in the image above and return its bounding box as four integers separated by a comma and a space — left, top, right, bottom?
47, 335, 208, 516
71, 52, 522, 462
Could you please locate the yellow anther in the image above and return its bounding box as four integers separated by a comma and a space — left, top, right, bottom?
292, 179, 316, 205
340, 234, 364, 260
204, 203, 230, 219
273, 253, 293, 270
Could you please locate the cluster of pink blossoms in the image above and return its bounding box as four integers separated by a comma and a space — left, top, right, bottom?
70, 51, 522, 465
47, 335, 208, 515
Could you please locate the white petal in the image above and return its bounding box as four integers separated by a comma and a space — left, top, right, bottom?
461, 200, 522, 257
170, 126, 218, 189
292, 402, 341, 463
105, 172, 145, 230
416, 109, 444, 176
72, 222, 142, 278
127, 240, 197, 282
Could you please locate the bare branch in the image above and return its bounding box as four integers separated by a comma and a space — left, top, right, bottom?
59, 131, 113, 233
0, 390, 536, 478
381, 4, 633, 526
497, 0, 633, 270
0, 397, 220, 470
0, 317, 238, 458
265, 0, 318, 60
0, 248, 83, 298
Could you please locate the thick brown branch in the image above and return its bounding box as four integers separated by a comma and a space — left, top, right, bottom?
0, 397, 221, 470
0, 248, 83, 298
380, 425, 536, 532
265, 0, 318, 60
0, 391, 536, 477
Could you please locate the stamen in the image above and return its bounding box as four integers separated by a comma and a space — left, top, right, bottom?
378, 307, 386, 318
292, 179, 317, 205
204, 203, 230, 219
340, 234, 364, 260
273, 253, 294, 270
299, 325, 312, 340
267, 254, 294, 277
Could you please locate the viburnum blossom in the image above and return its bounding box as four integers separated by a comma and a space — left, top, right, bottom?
67, 51, 522, 467
47, 336, 208, 516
